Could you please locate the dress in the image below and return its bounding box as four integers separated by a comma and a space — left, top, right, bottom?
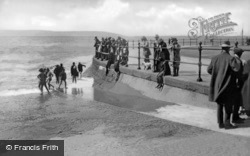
143, 41, 151, 63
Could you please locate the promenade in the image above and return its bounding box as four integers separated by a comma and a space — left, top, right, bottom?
92, 57, 250, 137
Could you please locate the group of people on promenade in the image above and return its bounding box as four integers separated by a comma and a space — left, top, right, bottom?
94, 35, 181, 90
37, 62, 85, 94
94, 35, 250, 129
94, 36, 129, 78
208, 41, 250, 129
144, 35, 181, 90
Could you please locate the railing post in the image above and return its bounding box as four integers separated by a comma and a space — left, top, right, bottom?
138, 42, 141, 70
197, 42, 203, 82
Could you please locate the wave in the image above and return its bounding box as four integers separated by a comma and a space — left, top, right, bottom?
0, 88, 41, 96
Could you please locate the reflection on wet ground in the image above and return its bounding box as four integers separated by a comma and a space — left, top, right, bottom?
71, 88, 83, 96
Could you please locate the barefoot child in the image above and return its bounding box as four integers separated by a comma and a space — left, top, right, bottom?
59, 68, 67, 89
37, 68, 50, 94
46, 68, 54, 90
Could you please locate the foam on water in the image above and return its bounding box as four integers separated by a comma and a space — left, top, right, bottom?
0, 77, 94, 99
0, 88, 41, 96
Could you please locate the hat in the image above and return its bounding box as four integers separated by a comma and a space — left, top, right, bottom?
221, 41, 232, 48
170, 37, 177, 40
141, 36, 147, 41
39, 68, 44, 72
234, 48, 244, 55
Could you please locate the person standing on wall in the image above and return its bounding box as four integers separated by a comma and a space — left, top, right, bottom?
207, 41, 241, 129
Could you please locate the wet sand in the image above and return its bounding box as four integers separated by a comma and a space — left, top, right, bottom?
1, 77, 250, 156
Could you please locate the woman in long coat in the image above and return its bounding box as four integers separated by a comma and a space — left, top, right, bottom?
241, 59, 250, 116
159, 39, 171, 76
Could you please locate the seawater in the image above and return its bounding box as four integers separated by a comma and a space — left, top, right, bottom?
0, 36, 95, 96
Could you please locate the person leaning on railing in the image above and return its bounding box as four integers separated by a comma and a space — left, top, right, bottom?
105, 45, 116, 76
120, 45, 129, 67
141, 36, 151, 63
158, 38, 171, 76
171, 38, 181, 76
153, 35, 161, 72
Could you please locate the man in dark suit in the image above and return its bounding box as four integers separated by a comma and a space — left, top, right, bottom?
207, 41, 241, 129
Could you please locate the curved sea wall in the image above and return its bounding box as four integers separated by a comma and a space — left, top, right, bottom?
88, 58, 216, 110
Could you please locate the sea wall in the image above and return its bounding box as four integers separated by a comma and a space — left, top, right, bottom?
90, 58, 216, 110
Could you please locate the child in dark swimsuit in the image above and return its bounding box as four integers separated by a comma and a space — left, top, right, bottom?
46, 68, 54, 90
37, 69, 50, 94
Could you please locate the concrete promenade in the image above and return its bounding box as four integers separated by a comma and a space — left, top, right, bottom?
92, 57, 250, 137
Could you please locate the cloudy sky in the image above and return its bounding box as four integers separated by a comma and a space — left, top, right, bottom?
0, 0, 249, 36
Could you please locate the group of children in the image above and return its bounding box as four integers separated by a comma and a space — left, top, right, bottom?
37, 67, 56, 94
37, 62, 86, 94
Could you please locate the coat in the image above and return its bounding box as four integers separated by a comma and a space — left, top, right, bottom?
241, 60, 250, 110
71, 65, 78, 77
143, 41, 151, 57
207, 51, 241, 103
172, 43, 181, 66
159, 41, 170, 61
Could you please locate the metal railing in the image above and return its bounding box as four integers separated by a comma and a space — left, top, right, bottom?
95, 41, 250, 82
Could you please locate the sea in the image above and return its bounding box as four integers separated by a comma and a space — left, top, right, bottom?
0, 36, 95, 96
0, 35, 101, 140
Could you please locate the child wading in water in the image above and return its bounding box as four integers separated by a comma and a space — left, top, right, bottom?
59, 68, 67, 89
46, 68, 54, 90
37, 68, 50, 94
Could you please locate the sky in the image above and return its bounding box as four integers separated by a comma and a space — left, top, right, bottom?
0, 0, 249, 36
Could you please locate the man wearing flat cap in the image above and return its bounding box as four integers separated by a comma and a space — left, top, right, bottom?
207, 41, 241, 129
